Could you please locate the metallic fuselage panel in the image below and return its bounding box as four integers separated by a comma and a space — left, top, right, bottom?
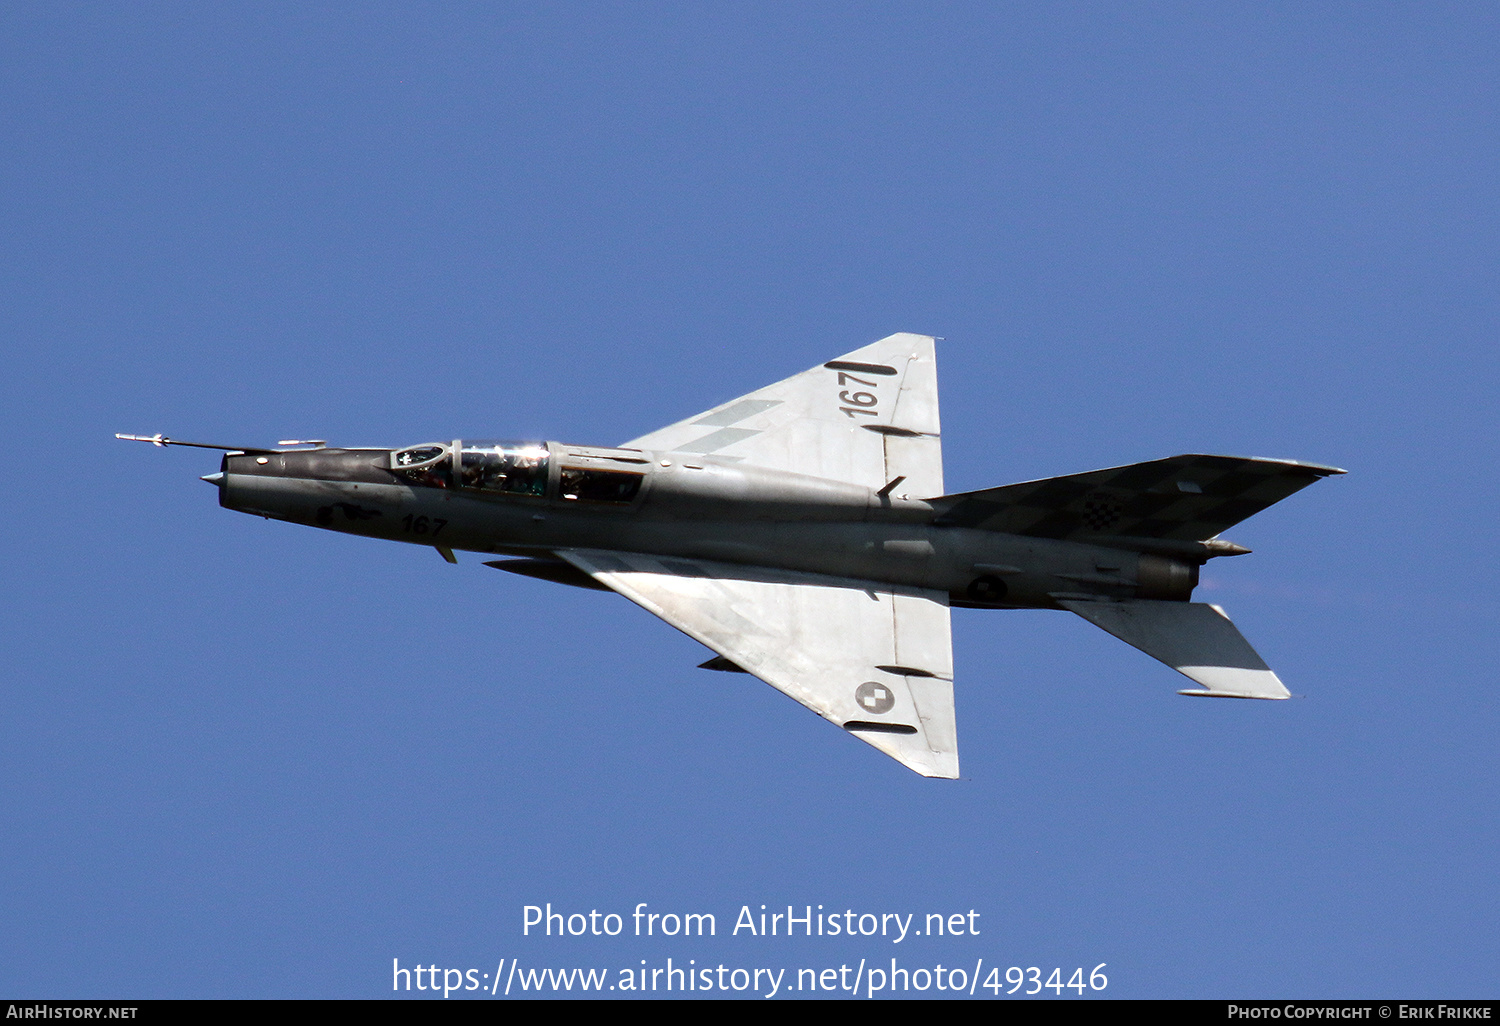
219, 446, 1167, 609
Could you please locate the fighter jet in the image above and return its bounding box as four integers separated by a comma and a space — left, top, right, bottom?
119, 332, 1342, 778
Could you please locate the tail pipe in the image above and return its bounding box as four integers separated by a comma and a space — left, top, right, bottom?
1137, 554, 1200, 601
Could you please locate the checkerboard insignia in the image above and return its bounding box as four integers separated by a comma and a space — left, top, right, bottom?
1081, 493, 1123, 531
855, 680, 895, 715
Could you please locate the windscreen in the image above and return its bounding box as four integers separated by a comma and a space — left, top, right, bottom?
390, 443, 453, 488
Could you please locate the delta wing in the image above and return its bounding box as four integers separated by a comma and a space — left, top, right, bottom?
554, 548, 959, 777
623, 333, 943, 495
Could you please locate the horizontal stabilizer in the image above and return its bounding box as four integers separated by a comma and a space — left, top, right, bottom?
1057, 598, 1290, 699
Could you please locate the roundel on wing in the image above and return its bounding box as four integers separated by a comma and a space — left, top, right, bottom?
855, 681, 895, 715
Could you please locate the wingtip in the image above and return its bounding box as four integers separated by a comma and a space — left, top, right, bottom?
1284, 458, 1347, 476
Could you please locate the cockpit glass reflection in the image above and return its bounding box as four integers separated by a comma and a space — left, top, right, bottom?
458, 441, 549, 496
390, 443, 452, 488
394, 445, 445, 467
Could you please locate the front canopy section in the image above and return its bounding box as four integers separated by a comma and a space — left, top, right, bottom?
390, 442, 456, 489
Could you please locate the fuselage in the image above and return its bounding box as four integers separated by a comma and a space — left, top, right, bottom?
214, 440, 1200, 609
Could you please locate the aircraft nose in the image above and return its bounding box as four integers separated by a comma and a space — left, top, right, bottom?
200, 472, 225, 486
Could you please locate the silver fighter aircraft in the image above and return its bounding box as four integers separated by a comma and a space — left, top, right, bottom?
120, 333, 1342, 778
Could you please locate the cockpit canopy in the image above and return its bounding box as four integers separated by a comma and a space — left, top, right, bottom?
390, 440, 646, 505
458, 440, 549, 495
390, 440, 548, 495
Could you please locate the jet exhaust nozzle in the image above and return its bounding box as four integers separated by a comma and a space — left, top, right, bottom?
1136, 554, 1199, 601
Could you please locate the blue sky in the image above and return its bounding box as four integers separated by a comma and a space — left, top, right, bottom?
2, 3, 1496, 998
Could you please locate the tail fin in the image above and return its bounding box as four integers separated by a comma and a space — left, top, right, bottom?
930, 454, 1343, 542
1058, 598, 1289, 699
